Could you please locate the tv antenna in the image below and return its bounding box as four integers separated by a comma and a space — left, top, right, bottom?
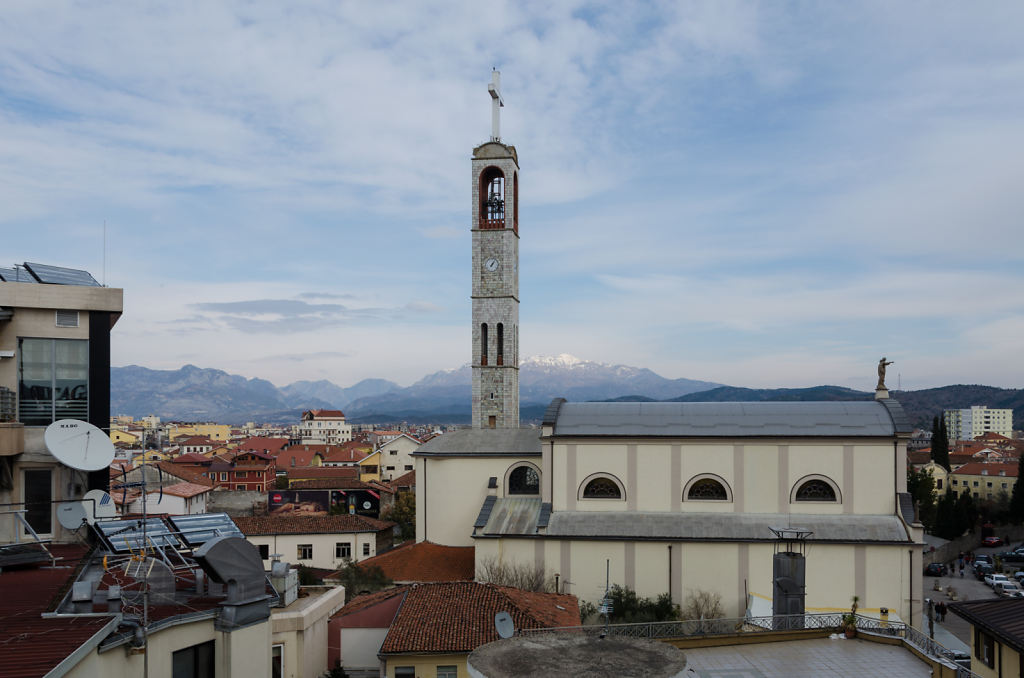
44, 420, 116, 471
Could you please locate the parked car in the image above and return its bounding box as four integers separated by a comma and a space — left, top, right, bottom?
974, 563, 995, 580
994, 581, 1022, 597
924, 563, 948, 577
984, 573, 1009, 588
998, 549, 1024, 563
1014, 571, 1024, 584
974, 554, 994, 566
982, 536, 1004, 547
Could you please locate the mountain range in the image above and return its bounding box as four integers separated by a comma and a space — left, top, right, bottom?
110, 357, 1024, 429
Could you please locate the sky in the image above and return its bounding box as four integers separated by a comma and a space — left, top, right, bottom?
3, 2, 1023, 392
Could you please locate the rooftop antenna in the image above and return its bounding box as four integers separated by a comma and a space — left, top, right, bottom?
494, 610, 515, 639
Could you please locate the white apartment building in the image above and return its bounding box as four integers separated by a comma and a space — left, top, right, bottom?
944, 406, 1014, 441
298, 409, 353, 445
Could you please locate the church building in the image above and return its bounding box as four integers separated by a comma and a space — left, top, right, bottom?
413, 72, 924, 627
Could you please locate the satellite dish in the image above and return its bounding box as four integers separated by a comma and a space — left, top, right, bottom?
494, 611, 515, 639
44, 419, 115, 471
83, 489, 117, 524
57, 501, 87, 530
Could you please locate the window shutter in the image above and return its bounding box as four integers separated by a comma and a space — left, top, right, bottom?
55, 310, 80, 328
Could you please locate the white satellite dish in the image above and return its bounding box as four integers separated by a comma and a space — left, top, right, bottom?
83, 489, 117, 524
44, 419, 115, 471
57, 501, 88, 530
494, 611, 515, 639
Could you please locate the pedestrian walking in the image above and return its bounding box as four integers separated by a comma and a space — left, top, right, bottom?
959, 565, 964, 577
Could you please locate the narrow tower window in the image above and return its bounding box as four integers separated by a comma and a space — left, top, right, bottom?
479, 167, 505, 229
496, 323, 504, 366
480, 323, 488, 366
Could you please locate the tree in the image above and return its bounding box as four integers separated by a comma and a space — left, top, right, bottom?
907, 467, 937, 531
274, 475, 289, 490
604, 584, 681, 623
932, 489, 958, 540
477, 557, 554, 592
382, 492, 415, 541
1009, 452, 1024, 524
333, 560, 392, 596
931, 416, 950, 471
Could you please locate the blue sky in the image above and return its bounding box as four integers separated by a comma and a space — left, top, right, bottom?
3, 2, 1022, 391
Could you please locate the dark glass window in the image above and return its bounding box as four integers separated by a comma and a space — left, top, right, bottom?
794, 479, 837, 502
18, 338, 88, 425
258, 544, 269, 560
23, 469, 52, 535
687, 478, 728, 500
172, 640, 214, 678
496, 323, 504, 365
583, 477, 622, 499
480, 324, 488, 365
508, 466, 539, 495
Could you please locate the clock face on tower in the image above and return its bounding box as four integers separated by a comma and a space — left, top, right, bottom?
484, 257, 500, 272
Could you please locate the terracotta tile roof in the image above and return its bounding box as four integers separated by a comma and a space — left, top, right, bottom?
171, 452, 212, 464
323, 444, 372, 464
907, 451, 931, 465
237, 437, 291, 454
286, 466, 359, 480
160, 481, 212, 498
305, 409, 346, 419
952, 461, 1018, 477
388, 470, 415, 490
357, 541, 473, 582
379, 582, 579, 654
179, 436, 215, 446
277, 448, 324, 468
232, 514, 394, 536
157, 461, 214, 487
290, 478, 390, 491
333, 586, 410, 620
977, 432, 1011, 441
0, 545, 115, 678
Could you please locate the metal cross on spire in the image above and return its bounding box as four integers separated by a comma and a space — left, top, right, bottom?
488, 69, 504, 141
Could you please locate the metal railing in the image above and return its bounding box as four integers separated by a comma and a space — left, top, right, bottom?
520, 612, 983, 677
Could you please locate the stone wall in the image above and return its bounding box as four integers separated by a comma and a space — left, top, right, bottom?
208, 489, 267, 516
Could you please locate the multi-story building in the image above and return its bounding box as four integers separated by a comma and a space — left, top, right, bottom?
0, 262, 122, 544
299, 409, 353, 445
950, 462, 1018, 502
945, 406, 1014, 441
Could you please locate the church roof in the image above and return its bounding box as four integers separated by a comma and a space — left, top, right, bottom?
547, 399, 912, 438
413, 428, 542, 457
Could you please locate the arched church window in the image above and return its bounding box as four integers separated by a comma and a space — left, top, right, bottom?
686, 477, 730, 501
480, 323, 488, 366
794, 478, 838, 502
508, 465, 539, 495
496, 323, 504, 366
480, 166, 505, 229
582, 476, 623, 499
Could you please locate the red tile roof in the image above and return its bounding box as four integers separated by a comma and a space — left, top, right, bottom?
278, 448, 325, 469
157, 461, 214, 487
232, 514, 394, 536
0, 546, 116, 678
237, 437, 291, 454
290, 478, 393, 492
333, 586, 409, 621
304, 409, 346, 419
388, 470, 415, 490
286, 466, 359, 480
171, 452, 211, 464
952, 462, 1019, 477
378, 582, 579, 654
160, 481, 212, 498
356, 541, 473, 583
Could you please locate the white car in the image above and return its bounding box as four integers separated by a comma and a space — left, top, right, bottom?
984, 573, 1009, 588
993, 581, 1021, 596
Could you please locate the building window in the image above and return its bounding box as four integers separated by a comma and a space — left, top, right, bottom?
395, 668, 415, 678
23, 469, 52, 535
362, 543, 370, 556
386, 465, 395, 471
236, 471, 248, 478
685, 476, 731, 501
336, 543, 351, 559
297, 544, 312, 560
481, 323, 488, 365
936, 479, 943, 489
508, 464, 540, 495
258, 544, 269, 559
390, 450, 397, 456
437, 666, 458, 678
792, 477, 840, 502
975, 629, 995, 668
580, 475, 623, 500
404, 464, 413, 471
220, 473, 228, 481
18, 338, 89, 425
496, 323, 504, 365
236, 484, 245, 490
172, 640, 215, 678
271, 644, 283, 678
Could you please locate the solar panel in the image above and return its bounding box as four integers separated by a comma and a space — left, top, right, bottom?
0, 266, 37, 283
169, 513, 244, 547
23, 262, 100, 287
96, 518, 182, 552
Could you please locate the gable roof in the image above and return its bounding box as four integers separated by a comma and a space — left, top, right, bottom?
286, 466, 359, 480
388, 470, 415, 490
232, 514, 394, 536
414, 428, 542, 457
950, 598, 1024, 655
548, 399, 912, 438
158, 481, 212, 498
379, 581, 579, 654
304, 409, 346, 419
289, 478, 393, 493
952, 462, 1018, 477
356, 541, 474, 583
170, 452, 211, 464
236, 437, 291, 454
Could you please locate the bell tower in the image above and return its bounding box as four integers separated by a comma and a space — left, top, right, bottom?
471, 70, 519, 429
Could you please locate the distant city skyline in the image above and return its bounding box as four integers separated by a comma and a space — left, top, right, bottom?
4, 3, 1023, 391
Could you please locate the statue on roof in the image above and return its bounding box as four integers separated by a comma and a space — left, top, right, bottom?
877, 357, 894, 391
